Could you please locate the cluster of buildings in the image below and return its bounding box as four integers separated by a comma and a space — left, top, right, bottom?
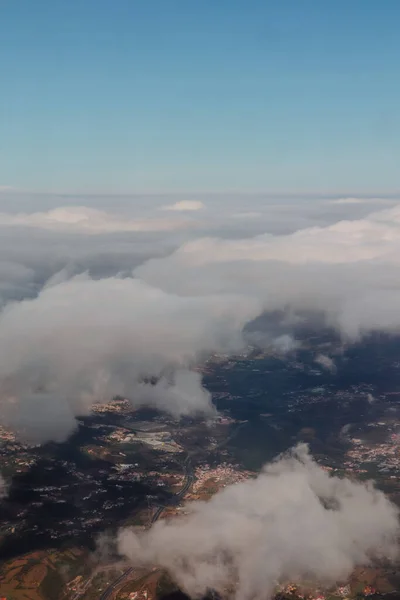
276, 582, 328, 600
109, 462, 143, 483
275, 582, 360, 600
0, 425, 39, 475
129, 590, 148, 600
91, 397, 132, 414
344, 425, 400, 475
190, 462, 253, 495
2, 451, 37, 474
0, 425, 16, 443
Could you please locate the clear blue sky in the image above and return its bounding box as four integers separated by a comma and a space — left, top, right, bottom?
1, 0, 400, 194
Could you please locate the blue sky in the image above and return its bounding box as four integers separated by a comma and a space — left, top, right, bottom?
1, 0, 400, 194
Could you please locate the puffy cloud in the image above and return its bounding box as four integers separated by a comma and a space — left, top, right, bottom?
135, 204, 400, 339
3, 199, 400, 440
118, 445, 399, 600
162, 200, 205, 211
0, 274, 260, 441
142, 203, 400, 268
0, 206, 193, 234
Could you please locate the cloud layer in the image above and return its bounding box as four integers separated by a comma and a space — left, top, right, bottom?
1, 195, 400, 441
0, 274, 259, 441
136, 203, 400, 339
0, 206, 193, 233
118, 445, 399, 600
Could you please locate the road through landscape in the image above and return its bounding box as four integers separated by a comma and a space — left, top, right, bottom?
98, 457, 193, 600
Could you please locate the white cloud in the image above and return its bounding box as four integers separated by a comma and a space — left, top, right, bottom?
119, 445, 399, 600
0, 206, 193, 234
134, 203, 400, 339
0, 274, 260, 441
162, 200, 205, 211
4, 199, 400, 441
